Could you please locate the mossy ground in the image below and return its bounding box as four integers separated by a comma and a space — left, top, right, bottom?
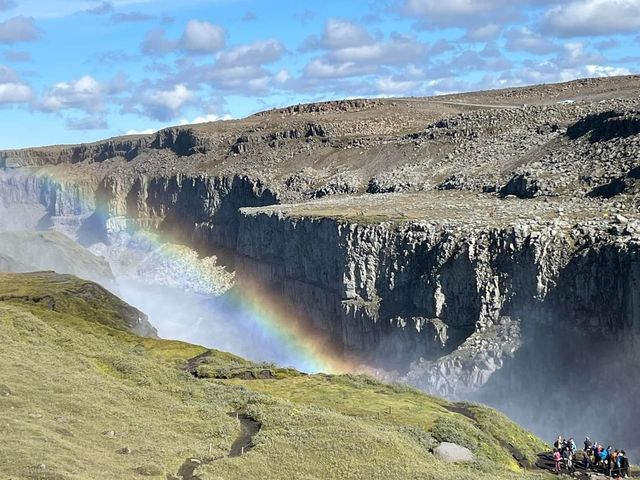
0, 272, 553, 480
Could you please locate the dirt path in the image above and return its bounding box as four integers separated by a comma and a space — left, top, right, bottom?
228, 412, 262, 457
173, 412, 262, 479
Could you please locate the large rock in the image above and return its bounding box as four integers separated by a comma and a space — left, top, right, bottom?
432, 442, 475, 463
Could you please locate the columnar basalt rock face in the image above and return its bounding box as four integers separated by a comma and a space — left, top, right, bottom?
235, 205, 640, 396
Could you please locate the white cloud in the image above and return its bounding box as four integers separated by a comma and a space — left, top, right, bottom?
584, 64, 632, 76
322, 18, 372, 49
0, 63, 32, 103
463, 24, 502, 42
141, 28, 177, 55
274, 69, 291, 85
136, 84, 197, 120
554, 42, 603, 67
327, 34, 426, 64
216, 39, 284, 67
0, 81, 32, 103
404, 0, 505, 18
302, 20, 427, 81
126, 128, 156, 135
141, 19, 225, 55
124, 113, 232, 135
0, 16, 40, 44
178, 113, 232, 125
150, 84, 194, 112
505, 27, 557, 54
304, 58, 375, 79
375, 76, 419, 95
542, 0, 640, 36
40, 75, 104, 112
180, 20, 225, 52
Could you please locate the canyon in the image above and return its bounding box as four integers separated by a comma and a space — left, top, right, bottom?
1, 75, 639, 455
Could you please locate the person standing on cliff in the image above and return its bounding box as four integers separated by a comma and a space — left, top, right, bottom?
553, 449, 562, 473
619, 451, 630, 478
563, 446, 576, 473
554, 435, 563, 451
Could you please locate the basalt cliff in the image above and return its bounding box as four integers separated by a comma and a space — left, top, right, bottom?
2, 75, 640, 450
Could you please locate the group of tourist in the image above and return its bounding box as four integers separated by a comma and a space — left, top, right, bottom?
552, 435, 631, 477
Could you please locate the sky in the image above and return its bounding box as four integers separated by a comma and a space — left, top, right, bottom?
0, 0, 638, 149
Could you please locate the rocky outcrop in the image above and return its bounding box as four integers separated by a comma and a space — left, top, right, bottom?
97, 173, 278, 251
0, 128, 218, 168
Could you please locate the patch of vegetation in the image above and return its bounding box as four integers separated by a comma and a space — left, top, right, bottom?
0, 272, 553, 480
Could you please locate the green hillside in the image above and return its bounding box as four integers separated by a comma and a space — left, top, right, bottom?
0, 272, 551, 480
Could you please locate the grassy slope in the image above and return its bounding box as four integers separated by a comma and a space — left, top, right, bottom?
0, 272, 551, 480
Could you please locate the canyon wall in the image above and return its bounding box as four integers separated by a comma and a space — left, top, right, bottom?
3, 162, 638, 399
235, 208, 640, 395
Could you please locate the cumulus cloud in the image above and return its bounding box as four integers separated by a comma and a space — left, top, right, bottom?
39, 74, 126, 113
123, 113, 231, 136
0, 64, 33, 104
542, 0, 640, 36
156, 38, 286, 95
125, 128, 156, 135
304, 59, 376, 79
0, 16, 41, 44
320, 18, 373, 49
463, 24, 502, 42
178, 113, 232, 125
216, 39, 284, 67
135, 84, 197, 120
302, 19, 427, 80
330, 34, 426, 64
141, 29, 177, 55
180, 20, 225, 52
505, 27, 557, 54
141, 20, 225, 55
375, 76, 420, 95
0, 83, 32, 103
553, 42, 604, 68
403, 0, 506, 19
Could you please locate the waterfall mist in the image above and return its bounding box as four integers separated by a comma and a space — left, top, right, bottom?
115, 279, 322, 371
472, 324, 640, 460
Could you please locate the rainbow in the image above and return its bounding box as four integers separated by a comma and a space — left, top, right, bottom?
2, 166, 358, 375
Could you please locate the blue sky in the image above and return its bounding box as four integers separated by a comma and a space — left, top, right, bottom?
0, 0, 638, 149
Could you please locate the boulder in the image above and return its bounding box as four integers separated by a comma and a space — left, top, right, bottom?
433, 442, 475, 463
